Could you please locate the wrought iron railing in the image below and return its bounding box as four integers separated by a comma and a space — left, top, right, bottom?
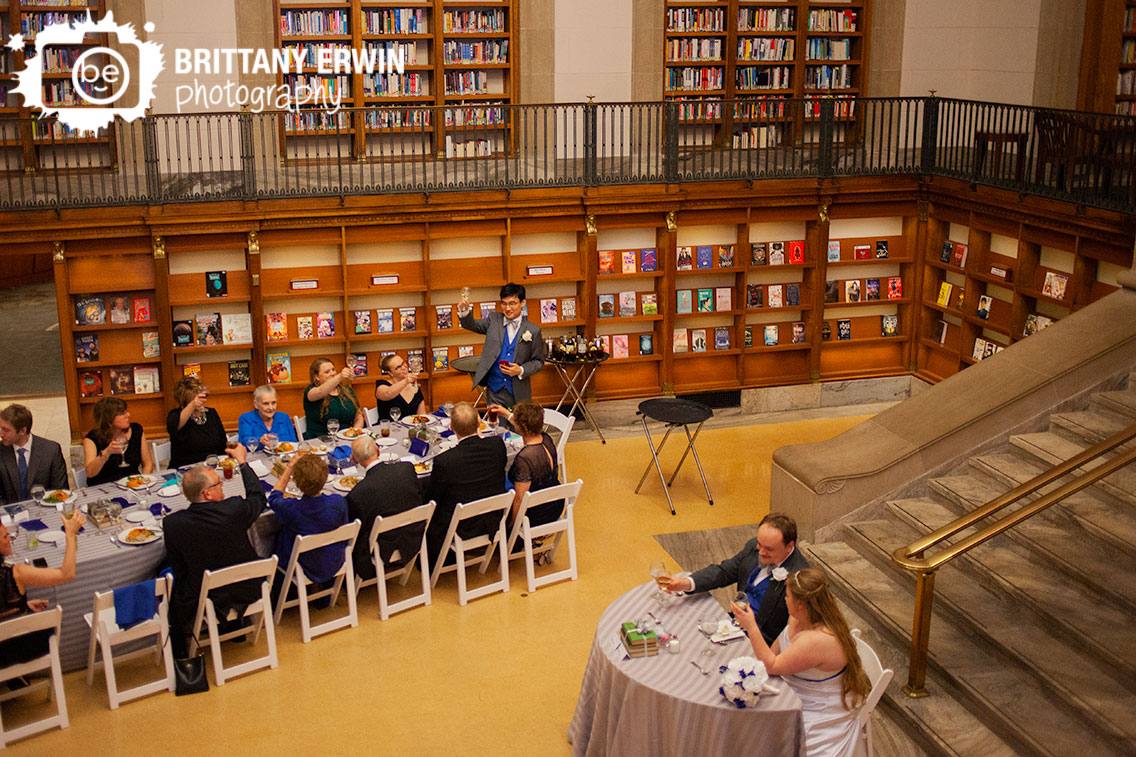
1, 97, 1133, 212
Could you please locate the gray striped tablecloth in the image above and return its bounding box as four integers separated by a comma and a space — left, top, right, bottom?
568, 582, 805, 757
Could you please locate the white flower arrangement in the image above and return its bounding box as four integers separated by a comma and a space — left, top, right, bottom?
718, 656, 771, 708
521, 330, 533, 342
772, 566, 789, 582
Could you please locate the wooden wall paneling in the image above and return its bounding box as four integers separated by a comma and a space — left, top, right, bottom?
734, 220, 749, 385
583, 228, 598, 328
1072, 238, 1100, 309
248, 232, 266, 387
903, 213, 926, 372
661, 217, 677, 395
52, 243, 84, 440
806, 216, 827, 381
150, 237, 175, 427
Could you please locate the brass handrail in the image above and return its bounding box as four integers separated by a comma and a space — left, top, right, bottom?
890, 421, 1136, 697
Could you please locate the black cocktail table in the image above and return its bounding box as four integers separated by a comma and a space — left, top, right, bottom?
634, 397, 714, 515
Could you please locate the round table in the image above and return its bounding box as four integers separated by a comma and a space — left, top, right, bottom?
634, 398, 714, 515
568, 581, 804, 756
450, 355, 486, 407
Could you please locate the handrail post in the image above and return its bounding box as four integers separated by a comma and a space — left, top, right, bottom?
920, 95, 939, 175
818, 98, 835, 178
584, 98, 598, 186
142, 113, 160, 203
663, 101, 679, 184
238, 108, 256, 200
903, 569, 935, 698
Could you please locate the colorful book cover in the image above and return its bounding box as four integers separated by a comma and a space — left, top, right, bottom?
875, 240, 889, 259
768, 284, 784, 308
221, 313, 253, 344
696, 246, 714, 269
266, 352, 291, 384
696, 288, 713, 313
837, 319, 852, 341
844, 280, 861, 303
852, 244, 871, 260
172, 320, 194, 347
354, 310, 373, 335
676, 247, 693, 271
791, 321, 806, 344
317, 312, 335, 338
561, 298, 577, 321
599, 335, 611, 355
690, 328, 707, 352
109, 366, 135, 396
825, 280, 839, 303
750, 242, 768, 266
787, 240, 805, 264
266, 313, 288, 342
74, 295, 105, 326
75, 334, 98, 362
976, 295, 993, 319
296, 316, 314, 340
718, 245, 735, 268
887, 277, 903, 299
132, 297, 151, 322
744, 326, 753, 348
349, 353, 367, 377
621, 250, 637, 274
598, 294, 616, 318
972, 338, 988, 360
639, 333, 653, 355
715, 287, 732, 311
79, 370, 102, 398
1042, 271, 1068, 300
641, 293, 658, 316
618, 291, 636, 318
228, 359, 251, 387
205, 270, 228, 298
196, 313, 222, 345
714, 326, 730, 350
480, 302, 496, 319
763, 325, 778, 346
374, 309, 394, 334
435, 305, 453, 330
432, 347, 450, 370
676, 290, 693, 314
785, 284, 800, 307
827, 240, 841, 262
142, 331, 160, 359
768, 242, 786, 265
865, 278, 880, 301
457, 345, 474, 358
134, 365, 160, 394
746, 284, 763, 308
940, 241, 953, 263
641, 248, 658, 272
182, 363, 202, 378
821, 321, 832, 341
936, 282, 953, 307
952, 242, 968, 268
407, 349, 425, 374
881, 314, 899, 337
598, 250, 616, 274
612, 334, 629, 359
673, 328, 689, 353
108, 295, 131, 324
400, 308, 417, 332
540, 298, 558, 323
985, 341, 998, 359
1023, 313, 1054, 336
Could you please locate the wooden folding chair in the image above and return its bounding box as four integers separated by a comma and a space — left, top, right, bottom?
495, 480, 582, 592
191, 556, 279, 686
356, 502, 436, 620
0, 606, 67, 747
429, 491, 512, 606
273, 520, 361, 643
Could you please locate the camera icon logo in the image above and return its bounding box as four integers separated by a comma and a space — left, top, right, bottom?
7, 12, 163, 133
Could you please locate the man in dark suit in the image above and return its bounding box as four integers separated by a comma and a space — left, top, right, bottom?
163, 443, 266, 657
661, 513, 809, 645
0, 403, 68, 505
346, 435, 424, 580
423, 402, 507, 563
458, 282, 545, 407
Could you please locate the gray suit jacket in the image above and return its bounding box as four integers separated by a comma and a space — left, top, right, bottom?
0, 435, 69, 504
458, 310, 545, 403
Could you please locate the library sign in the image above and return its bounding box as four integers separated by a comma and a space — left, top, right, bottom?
5, 12, 405, 133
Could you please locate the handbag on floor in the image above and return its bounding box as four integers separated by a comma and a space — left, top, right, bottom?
174, 636, 209, 696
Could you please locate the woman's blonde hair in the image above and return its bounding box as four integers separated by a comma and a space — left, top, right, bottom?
308, 358, 359, 421
787, 568, 871, 710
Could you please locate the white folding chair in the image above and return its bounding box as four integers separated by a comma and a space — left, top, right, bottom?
364, 406, 379, 428
150, 440, 171, 472
272, 520, 361, 643
84, 576, 174, 709
542, 408, 575, 483
293, 415, 307, 440
356, 502, 435, 620
495, 480, 582, 593
191, 556, 279, 686
0, 606, 68, 747
71, 465, 87, 490
852, 628, 895, 756
429, 491, 512, 606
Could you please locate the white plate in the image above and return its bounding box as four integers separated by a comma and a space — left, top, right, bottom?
335, 428, 367, 441
40, 489, 76, 506
37, 529, 66, 544
400, 415, 438, 427
305, 443, 331, 456
710, 620, 746, 644
332, 476, 361, 493
375, 436, 399, 447
118, 527, 162, 546
117, 475, 162, 491
271, 441, 298, 455
378, 452, 400, 463
125, 510, 151, 524
158, 484, 181, 497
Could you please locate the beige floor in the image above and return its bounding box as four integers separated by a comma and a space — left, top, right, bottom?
2, 404, 871, 756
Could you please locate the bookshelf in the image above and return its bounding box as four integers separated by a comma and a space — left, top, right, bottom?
1078, 0, 1136, 114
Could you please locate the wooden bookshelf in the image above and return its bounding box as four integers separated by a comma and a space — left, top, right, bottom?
1078, 0, 1136, 114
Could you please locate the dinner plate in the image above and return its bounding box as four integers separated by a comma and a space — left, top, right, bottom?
118, 527, 162, 546
401, 415, 437, 427
332, 476, 361, 492
158, 484, 181, 497
40, 489, 76, 506
272, 441, 297, 454
413, 460, 432, 475
117, 475, 162, 491
378, 452, 400, 464
336, 428, 366, 441
38, 529, 66, 545
125, 510, 151, 524
375, 436, 399, 447
305, 443, 331, 456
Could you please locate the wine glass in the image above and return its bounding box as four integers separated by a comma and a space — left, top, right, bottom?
30, 484, 45, 507
105, 499, 123, 529
389, 407, 402, 424
116, 433, 130, 467
326, 418, 340, 439
264, 433, 278, 453
61, 500, 77, 522
244, 436, 259, 454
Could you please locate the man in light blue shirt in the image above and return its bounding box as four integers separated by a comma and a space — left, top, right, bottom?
237, 385, 298, 448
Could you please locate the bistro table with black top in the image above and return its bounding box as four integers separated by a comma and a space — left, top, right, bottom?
635, 398, 714, 515
450, 355, 487, 408
549, 353, 609, 443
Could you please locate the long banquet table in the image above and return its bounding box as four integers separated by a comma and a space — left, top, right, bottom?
568, 581, 805, 757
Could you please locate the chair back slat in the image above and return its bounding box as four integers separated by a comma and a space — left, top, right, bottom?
0, 605, 62, 643
202, 556, 278, 593
291, 520, 361, 555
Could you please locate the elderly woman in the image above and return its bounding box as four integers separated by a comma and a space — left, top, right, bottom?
0, 511, 85, 665
270, 452, 348, 585
83, 397, 154, 486
303, 358, 363, 440
374, 353, 427, 422
238, 385, 299, 449
166, 376, 227, 469
489, 400, 563, 528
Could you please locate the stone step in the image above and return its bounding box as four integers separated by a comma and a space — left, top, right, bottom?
879, 500, 1136, 745
1049, 409, 1132, 445
806, 540, 1101, 757
1091, 389, 1136, 419
1011, 430, 1136, 508
805, 543, 1020, 757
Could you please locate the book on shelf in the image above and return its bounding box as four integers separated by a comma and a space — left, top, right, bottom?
744, 326, 753, 348
74, 295, 105, 326
822, 321, 832, 341
182, 364, 201, 378
599, 335, 611, 355
824, 280, 838, 303
844, 280, 860, 303
221, 313, 253, 344
746, 284, 763, 308
266, 313, 288, 342
691, 328, 707, 352
79, 371, 102, 398
676, 290, 693, 315
266, 352, 291, 384
791, 321, 806, 344
366, 309, 388, 334
205, 270, 228, 298
1042, 271, 1069, 300
400, 308, 416, 332
673, 328, 689, 353
598, 250, 616, 274
677, 247, 693, 271
1023, 313, 1054, 337
349, 353, 368, 378
785, 284, 800, 307
952, 242, 968, 268
639, 333, 654, 355
787, 241, 805, 265
109, 367, 135, 396
875, 240, 889, 259
865, 278, 880, 301
133, 297, 151, 323
972, 338, 988, 361
598, 294, 616, 318
641, 248, 658, 272
561, 298, 577, 321
75, 334, 98, 363
480, 302, 496, 319
407, 349, 425, 375
750, 243, 767, 266
641, 293, 658, 316
108, 295, 131, 324
540, 298, 558, 323
134, 365, 160, 394
432, 347, 449, 371
621, 250, 637, 274
715, 287, 732, 311
837, 319, 852, 341
976, 295, 992, 320
619, 292, 637, 318
936, 282, 953, 307
317, 312, 335, 338
718, 245, 735, 268
457, 346, 474, 359
435, 305, 453, 330
142, 331, 159, 359
196, 313, 222, 346
887, 277, 902, 299
354, 310, 372, 335
768, 284, 784, 308
696, 246, 713, 270
227, 360, 250, 387
696, 288, 713, 313
937, 320, 949, 344
379, 350, 395, 365
172, 320, 194, 346
881, 314, 899, 337
827, 241, 841, 262
714, 326, 731, 350
853, 244, 870, 260
297, 316, 314, 340
764, 325, 778, 346
985, 341, 1000, 359
940, 241, 953, 263
769, 242, 786, 265
612, 334, 629, 359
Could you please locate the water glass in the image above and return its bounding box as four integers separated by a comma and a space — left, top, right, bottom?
327, 418, 341, 435
379, 420, 391, 438
61, 500, 76, 521
105, 499, 123, 528
244, 436, 259, 453
443, 402, 454, 417
205, 454, 219, 469
30, 484, 45, 507
389, 407, 402, 423
264, 433, 278, 452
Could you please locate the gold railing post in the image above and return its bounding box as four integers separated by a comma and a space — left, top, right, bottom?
903, 569, 935, 698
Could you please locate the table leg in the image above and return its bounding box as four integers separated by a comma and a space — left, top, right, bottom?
571, 364, 607, 443
635, 416, 676, 515
684, 422, 713, 506
553, 364, 576, 414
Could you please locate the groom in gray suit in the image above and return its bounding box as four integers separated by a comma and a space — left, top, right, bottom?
0, 403, 68, 504
458, 282, 545, 407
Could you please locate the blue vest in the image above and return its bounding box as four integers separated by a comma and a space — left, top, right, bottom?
487, 324, 519, 394
745, 564, 771, 613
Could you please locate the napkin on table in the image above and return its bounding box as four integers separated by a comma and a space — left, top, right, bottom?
20, 519, 48, 531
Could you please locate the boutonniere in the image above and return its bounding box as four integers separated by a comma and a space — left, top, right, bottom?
521, 330, 533, 342
771, 567, 789, 582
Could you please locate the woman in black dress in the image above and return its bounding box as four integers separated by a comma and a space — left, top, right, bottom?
490, 399, 563, 528
83, 397, 154, 486
375, 353, 427, 422
166, 376, 227, 469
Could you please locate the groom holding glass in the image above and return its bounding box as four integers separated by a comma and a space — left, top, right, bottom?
457, 283, 546, 409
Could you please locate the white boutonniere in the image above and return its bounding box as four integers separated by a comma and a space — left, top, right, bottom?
771, 567, 789, 582
521, 330, 533, 342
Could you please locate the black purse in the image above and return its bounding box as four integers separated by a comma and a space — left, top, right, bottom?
174, 636, 209, 696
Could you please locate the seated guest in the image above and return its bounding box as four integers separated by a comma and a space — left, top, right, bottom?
303, 358, 363, 440
164, 443, 265, 658
733, 568, 871, 756
490, 400, 563, 527
345, 436, 423, 579
166, 376, 227, 469
423, 402, 507, 562
0, 511, 85, 665
659, 513, 808, 645
238, 385, 299, 449
83, 397, 154, 486
374, 354, 427, 422
0, 403, 68, 504
270, 451, 348, 586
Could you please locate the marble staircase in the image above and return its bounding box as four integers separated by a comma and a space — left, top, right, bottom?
805, 379, 1136, 756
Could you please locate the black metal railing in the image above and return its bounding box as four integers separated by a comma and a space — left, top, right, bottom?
1, 97, 1133, 213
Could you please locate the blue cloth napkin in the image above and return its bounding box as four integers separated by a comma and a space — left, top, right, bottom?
408, 437, 430, 457
261, 479, 274, 493
113, 579, 157, 630
330, 445, 352, 461
110, 497, 129, 508
432, 408, 447, 418
439, 429, 455, 439
21, 519, 47, 531
148, 503, 170, 517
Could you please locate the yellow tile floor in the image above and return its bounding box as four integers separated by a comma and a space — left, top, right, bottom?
3, 413, 869, 756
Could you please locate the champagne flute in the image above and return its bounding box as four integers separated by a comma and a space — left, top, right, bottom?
30, 484, 45, 507
389, 407, 402, 424
649, 561, 666, 587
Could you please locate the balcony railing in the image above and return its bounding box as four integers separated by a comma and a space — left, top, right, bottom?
1, 97, 1134, 213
